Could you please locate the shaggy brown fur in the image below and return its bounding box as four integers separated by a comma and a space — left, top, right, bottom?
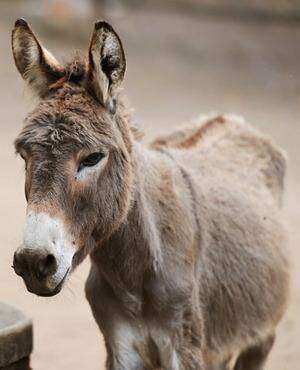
12, 19, 289, 370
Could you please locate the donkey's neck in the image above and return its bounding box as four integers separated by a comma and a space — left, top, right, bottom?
90, 143, 163, 290
90, 141, 197, 315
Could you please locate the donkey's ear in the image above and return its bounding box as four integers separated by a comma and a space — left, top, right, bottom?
12, 19, 64, 97
87, 21, 126, 111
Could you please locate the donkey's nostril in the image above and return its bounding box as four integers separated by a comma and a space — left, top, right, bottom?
13, 252, 18, 268
13, 251, 24, 276
36, 254, 57, 280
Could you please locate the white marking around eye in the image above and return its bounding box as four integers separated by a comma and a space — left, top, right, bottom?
75, 155, 108, 182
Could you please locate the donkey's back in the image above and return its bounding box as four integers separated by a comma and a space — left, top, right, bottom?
152, 114, 286, 206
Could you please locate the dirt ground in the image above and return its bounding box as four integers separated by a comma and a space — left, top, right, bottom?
0, 4, 299, 370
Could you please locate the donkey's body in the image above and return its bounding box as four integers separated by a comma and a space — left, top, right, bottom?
86, 114, 289, 369
11, 20, 289, 370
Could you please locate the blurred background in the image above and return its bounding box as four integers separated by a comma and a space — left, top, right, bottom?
0, 0, 299, 369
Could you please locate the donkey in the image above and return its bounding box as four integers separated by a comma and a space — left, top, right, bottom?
11, 19, 289, 370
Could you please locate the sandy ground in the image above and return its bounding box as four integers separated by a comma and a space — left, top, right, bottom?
0, 4, 299, 370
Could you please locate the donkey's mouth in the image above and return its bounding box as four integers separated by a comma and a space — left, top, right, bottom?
26, 268, 70, 297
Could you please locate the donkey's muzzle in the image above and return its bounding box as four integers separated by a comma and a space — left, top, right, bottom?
13, 248, 58, 279
14, 210, 75, 296
13, 248, 60, 296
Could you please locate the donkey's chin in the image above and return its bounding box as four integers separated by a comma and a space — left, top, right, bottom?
24, 268, 70, 297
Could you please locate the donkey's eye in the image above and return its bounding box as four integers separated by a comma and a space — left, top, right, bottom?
19, 153, 28, 170
19, 152, 27, 161
79, 152, 105, 171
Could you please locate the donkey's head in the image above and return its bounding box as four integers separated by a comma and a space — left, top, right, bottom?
12, 19, 134, 296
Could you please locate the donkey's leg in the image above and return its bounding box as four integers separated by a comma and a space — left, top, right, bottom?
178, 344, 204, 370
149, 330, 180, 370
233, 335, 275, 370
86, 270, 146, 370
104, 334, 145, 370
91, 309, 146, 370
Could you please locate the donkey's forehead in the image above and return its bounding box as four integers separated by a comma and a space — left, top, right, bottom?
15, 122, 101, 153
15, 88, 116, 153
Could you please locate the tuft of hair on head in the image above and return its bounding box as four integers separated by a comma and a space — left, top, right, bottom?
48, 54, 87, 91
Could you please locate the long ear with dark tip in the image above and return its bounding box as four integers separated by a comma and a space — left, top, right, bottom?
87, 21, 126, 110
12, 18, 64, 97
